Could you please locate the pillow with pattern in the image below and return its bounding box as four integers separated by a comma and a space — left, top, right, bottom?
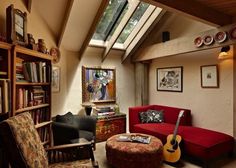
146, 109, 164, 123
139, 109, 164, 123
139, 111, 148, 123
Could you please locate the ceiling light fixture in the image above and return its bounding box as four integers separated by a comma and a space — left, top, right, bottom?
218, 45, 230, 59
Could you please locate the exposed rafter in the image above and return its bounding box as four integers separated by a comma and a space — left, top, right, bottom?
141, 0, 232, 26
102, 1, 140, 62
79, 0, 109, 60
122, 8, 165, 63
58, 0, 74, 48
134, 24, 236, 61
25, 0, 32, 13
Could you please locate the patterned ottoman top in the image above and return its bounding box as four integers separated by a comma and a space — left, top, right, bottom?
106, 133, 163, 154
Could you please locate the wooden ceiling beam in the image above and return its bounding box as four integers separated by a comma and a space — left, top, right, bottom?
134, 24, 236, 61
58, 0, 75, 48
141, 0, 232, 26
78, 0, 109, 60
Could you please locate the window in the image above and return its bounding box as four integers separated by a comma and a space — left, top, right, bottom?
90, 0, 162, 53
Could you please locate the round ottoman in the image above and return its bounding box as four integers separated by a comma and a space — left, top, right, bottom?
106, 133, 163, 168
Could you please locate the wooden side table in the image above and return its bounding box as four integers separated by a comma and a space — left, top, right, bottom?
96, 113, 126, 142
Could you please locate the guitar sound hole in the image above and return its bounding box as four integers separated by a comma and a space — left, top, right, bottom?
170, 139, 176, 145
173, 142, 178, 150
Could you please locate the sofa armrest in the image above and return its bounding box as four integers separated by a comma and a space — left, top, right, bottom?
52, 122, 79, 145
129, 105, 155, 132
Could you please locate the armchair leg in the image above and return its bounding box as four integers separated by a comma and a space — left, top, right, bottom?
88, 145, 98, 168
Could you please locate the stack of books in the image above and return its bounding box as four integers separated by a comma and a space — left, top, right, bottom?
94, 106, 115, 116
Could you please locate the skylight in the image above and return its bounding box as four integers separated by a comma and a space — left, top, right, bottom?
90, 0, 163, 59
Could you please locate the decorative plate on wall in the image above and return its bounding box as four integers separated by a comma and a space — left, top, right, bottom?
203, 35, 214, 45
194, 37, 203, 47
50, 47, 61, 64
214, 31, 227, 43
229, 27, 236, 40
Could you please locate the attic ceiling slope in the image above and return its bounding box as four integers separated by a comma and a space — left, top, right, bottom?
141, 0, 232, 26
59, 0, 102, 52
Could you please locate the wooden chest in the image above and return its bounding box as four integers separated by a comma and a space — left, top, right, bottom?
96, 113, 126, 142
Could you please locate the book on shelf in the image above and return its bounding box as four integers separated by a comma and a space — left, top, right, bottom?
21, 61, 49, 83
17, 86, 48, 109
0, 71, 7, 75
117, 134, 151, 144
0, 79, 11, 114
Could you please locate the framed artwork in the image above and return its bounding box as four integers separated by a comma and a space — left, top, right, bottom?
201, 65, 219, 88
82, 66, 116, 103
6, 4, 27, 46
52, 66, 60, 92
157, 66, 183, 92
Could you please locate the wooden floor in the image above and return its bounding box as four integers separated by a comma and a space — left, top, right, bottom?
94, 142, 236, 168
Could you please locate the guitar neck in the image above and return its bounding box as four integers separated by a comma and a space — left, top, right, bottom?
172, 110, 184, 140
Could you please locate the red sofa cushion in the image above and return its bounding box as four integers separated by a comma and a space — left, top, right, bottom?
133, 123, 184, 144
180, 126, 234, 160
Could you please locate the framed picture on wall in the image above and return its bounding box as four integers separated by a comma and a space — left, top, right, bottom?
157, 66, 183, 92
201, 65, 219, 88
52, 66, 60, 92
82, 66, 116, 103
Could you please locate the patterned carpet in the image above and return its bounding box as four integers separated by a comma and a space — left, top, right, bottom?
94, 142, 236, 168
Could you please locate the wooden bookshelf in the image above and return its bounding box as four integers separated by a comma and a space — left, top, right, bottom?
0, 42, 11, 119
11, 45, 52, 146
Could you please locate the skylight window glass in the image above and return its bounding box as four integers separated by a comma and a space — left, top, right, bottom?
92, 0, 127, 41
116, 2, 149, 44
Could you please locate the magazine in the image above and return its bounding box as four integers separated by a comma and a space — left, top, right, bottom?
117, 134, 151, 144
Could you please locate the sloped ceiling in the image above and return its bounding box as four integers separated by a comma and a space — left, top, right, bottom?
33, 0, 69, 40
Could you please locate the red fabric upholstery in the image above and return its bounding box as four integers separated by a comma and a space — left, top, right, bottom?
129, 105, 191, 133
129, 105, 234, 161
180, 126, 234, 160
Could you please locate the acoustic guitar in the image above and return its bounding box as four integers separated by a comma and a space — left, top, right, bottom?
163, 110, 185, 163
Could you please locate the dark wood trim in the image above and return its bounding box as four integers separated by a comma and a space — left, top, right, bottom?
78, 0, 109, 60
141, 0, 232, 26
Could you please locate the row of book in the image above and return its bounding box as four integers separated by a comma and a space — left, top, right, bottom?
37, 126, 50, 144
0, 79, 11, 114
17, 86, 49, 109
29, 108, 50, 125
16, 57, 50, 83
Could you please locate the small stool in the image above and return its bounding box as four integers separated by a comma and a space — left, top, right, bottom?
106, 133, 163, 168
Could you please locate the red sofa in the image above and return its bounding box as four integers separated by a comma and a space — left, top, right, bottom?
129, 105, 234, 162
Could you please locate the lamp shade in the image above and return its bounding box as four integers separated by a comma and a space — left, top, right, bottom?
219, 46, 230, 59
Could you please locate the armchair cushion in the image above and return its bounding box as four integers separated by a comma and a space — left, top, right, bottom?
56, 112, 78, 126
0, 113, 48, 167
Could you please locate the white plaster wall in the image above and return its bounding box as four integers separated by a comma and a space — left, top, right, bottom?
149, 48, 234, 135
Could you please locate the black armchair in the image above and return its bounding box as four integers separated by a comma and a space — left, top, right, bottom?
52, 112, 97, 149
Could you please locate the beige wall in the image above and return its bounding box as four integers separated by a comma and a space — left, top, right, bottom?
149, 48, 234, 135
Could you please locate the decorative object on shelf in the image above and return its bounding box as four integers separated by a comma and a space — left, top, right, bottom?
203, 35, 214, 45
81, 101, 95, 116
52, 66, 60, 92
201, 65, 219, 88
50, 47, 61, 64
157, 66, 183, 92
218, 45, 231, 59
214, 31, 227, 43
194, 37, 203, 47
27, 33, 38, 50
82, 66, 116, 103
114, 103, 120, 113
38, 39, 47, 53
229, 26, 236, 40
0, 33, 6, 42
6, 4, 27, 46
